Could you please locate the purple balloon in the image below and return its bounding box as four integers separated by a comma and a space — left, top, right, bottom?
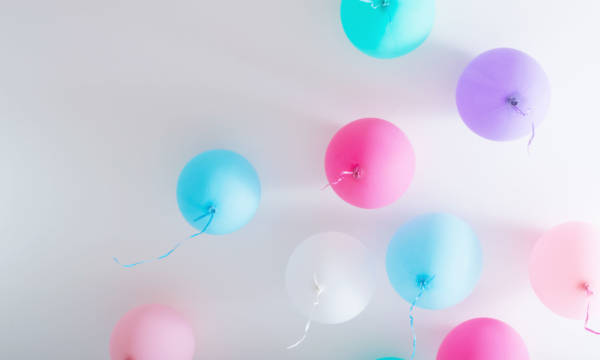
456, 48, 551, 141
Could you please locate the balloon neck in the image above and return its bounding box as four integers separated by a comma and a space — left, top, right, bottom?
194, 206, 216, 222
313, 273, 325, 295
359, 0, 390, 9
351, 165, 363, 179
506, 95, 528, 117
416, 274, 434, 290
584, 283, 595, 297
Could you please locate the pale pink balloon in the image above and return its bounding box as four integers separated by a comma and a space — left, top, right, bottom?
529, 222, 600, 319
324, 118, 415, 209
437, 318, 529, 360
110, 304, 195, 360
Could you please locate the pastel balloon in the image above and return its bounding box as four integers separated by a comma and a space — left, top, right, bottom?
386, 213, 482, 309
110, 304, 195, 360
456, 48, 551, 141
285, 232, 376, 324
437, 318, 529, 360
324, 118, 415, 209
177, 149, 261, 234
341, 0, 435, 58
529, 222, 600, 319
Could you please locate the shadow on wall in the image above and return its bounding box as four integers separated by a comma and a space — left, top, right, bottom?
191, 0, 474, 120
181, 42, 474, 191
204, 36, 474, 121
467, 221, 543, 310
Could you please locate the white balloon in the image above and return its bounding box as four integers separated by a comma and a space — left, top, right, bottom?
285, 232, 376, 324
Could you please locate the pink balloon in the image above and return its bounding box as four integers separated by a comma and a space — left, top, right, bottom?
437, 318, 529, 360
109, 304, 195, 360
324, 118, 415, 209
529, 222, 600, 319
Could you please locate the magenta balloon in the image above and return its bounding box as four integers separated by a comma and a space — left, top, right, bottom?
529, 222, 600, 319
456, 48, 550, 141
324, 118, 415, 209
437, 318, 529, 360
110, 304, 195, 360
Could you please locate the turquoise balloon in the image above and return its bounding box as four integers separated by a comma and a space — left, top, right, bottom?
386, 213, 482, 309
340, 0, 435, 58
176, 149, 261, 235
377, 358, 404, 360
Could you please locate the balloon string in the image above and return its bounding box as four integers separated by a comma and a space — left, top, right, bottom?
321, 166, 362, 190
527, 122, 536, 153
287, 274, 325, 349
113, 207, 216, 268
510, 103, 527, 117
584, 284, 600, 335
359, 0, 390, 9
507, 97, 536, 151
408, 281, 427, 360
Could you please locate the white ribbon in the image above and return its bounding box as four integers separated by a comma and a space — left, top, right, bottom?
287, 274, 325, 349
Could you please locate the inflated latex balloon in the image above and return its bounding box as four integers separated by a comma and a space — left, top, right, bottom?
285, 232, 376, 348
437, 318, 529, 360
114, 149, 261, 267
456, 48, 551, 141
110, 304, 195, 360
177, 149, 261, 234
386, 213, 482, 309
324, 118, 415, 209
529, 222, 600, 333
341, 0, 435, 58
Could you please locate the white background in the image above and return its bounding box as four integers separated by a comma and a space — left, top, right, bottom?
2, 0, 600, 358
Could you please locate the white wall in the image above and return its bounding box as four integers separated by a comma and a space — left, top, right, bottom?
1, 0, 600, 358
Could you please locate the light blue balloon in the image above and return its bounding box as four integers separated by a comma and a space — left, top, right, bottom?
340, 0, 435, 59
176, 149, 261, 235
386, 213, 482, 309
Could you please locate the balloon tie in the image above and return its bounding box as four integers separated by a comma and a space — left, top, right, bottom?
359, 0, 390, 9
507, 96, 536, 151
584, 283, 600, 335
287, 273, 325, 349
113, 206, 216, 268
321, 165, 362, 190
408, 279, 428, 360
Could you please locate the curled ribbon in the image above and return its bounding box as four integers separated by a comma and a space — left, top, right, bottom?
287, 273, 325, 349
321, 165, 362, 190
113, 207, 216, 268
584, 283, 600, 335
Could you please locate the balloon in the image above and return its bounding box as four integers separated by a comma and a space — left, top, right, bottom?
177, 149, 261, 235
110, 304, 195, 360
386, 213, 482, 309
114, 149, 260, 267
340, 0, 435, 58
324, 118, 415, 209
529, 222, 600, 319
285, 232, 376, 324
456, 48, 551, 141
437, 318, 529, 360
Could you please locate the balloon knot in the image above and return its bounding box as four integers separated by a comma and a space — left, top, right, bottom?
584, 283, 595, 297
313, 273, 325, 295
506, 95, 528, 116
416, 275, 434, 290
351, 165, 363, 179
359, 0, 390, 9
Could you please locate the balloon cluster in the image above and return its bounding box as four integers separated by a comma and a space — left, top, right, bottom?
107, 0, 598, 359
